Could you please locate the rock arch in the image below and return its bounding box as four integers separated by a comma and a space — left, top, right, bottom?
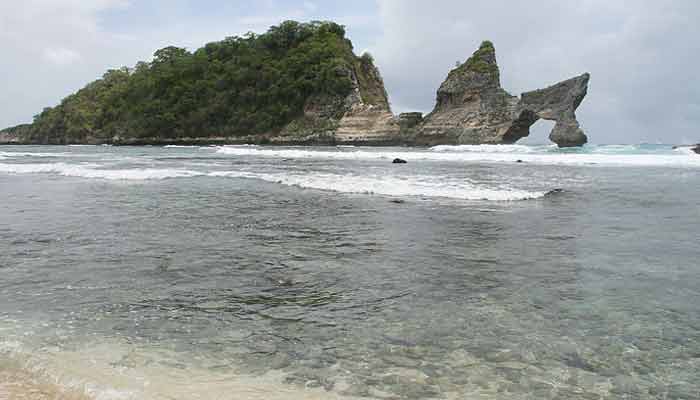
414, 41, 590, 147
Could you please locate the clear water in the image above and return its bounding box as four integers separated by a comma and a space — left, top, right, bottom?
1, 144, 699, 399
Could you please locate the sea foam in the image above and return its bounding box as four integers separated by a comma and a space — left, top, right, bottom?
430, 144, 538, 153
215, 145, 700, 167
0, 162, 544, 200
210, 170, 545, 201
0, 163, 202, 180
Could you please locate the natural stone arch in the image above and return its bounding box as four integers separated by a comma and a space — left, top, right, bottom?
416, 41, 590, 147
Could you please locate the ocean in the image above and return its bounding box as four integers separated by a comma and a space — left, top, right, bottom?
0, 143, 699, 399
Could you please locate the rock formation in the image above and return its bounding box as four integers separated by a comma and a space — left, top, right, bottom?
0, 124, 31, 144
2, 35, 591, 147
275, 55, 399, 145
407, 41, 590, 147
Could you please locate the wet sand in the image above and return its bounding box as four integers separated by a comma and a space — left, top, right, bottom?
0, 368, 91, 400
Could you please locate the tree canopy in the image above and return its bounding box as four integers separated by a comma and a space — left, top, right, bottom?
26, 20, 358, 144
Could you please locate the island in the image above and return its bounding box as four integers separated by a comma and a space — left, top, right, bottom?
0, 21, 590, 147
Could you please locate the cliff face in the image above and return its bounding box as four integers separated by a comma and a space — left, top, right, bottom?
0, 124, 32, 144
275, 54, 399, 145
410, 41, 590, 147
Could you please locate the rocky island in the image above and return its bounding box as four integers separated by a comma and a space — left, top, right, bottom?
0, 21, 590, 147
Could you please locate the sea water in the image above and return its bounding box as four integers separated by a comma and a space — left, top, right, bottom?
0, 144, 699, 399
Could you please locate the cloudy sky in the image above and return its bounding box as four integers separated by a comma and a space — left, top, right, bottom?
2, 0, 699, 144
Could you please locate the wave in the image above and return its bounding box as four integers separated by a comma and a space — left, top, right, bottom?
0, 163, 202, 180
0, 151, 76, 158
431, 144, 540, 153
210, 170, 545, 201
430, 143, 676, 155
0, 162, 544, 200
215, 146, 700, 167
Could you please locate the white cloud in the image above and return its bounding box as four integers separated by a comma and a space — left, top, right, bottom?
43, 47, 82, 66
303, 1, 317, 13
0, 0, 136, 127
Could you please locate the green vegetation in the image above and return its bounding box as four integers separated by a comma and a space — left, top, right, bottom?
19, 20, 367, 144
463, 40, 498, 74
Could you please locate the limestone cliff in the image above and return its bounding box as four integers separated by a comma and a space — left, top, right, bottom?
409, 41, 590, 147
275, 54, 399, 145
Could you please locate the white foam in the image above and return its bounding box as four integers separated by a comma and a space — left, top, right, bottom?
0, 163, 202, 180
0, 162, 543, 200
215, 146, 700, 167
0, 151, 75, 158
431, 144, 537, 153
210, 170, 545, 201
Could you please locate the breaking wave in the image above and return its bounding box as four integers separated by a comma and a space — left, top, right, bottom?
0, 151, 77, 158
0, 163, 202, 180
210, 170, 545, 201
431, 144, 540, 153
0, 162, 544, 200
215, 145, 700, 167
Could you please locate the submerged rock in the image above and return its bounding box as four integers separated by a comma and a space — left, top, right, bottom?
392, 158, 407, 164
412, 41, 590, 147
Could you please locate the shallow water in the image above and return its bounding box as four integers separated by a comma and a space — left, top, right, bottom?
1, 144, 699, 399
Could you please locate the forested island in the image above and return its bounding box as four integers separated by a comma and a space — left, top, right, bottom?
0, 20, 590, 147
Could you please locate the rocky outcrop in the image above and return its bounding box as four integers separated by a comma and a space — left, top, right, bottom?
0, 124, 32, 144
275, 54, 400, 145
692, 144, 700, 154
409, 41, 590, 147
399, 113, 423, 133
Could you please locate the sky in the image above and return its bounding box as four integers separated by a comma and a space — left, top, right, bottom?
1, 0, 699, 144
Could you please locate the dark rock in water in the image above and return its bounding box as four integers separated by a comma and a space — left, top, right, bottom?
545, 188, 565, 196
673, 144, 700, 154
516, 159, 523, 163
389, 199, 405, 204
392, 158, 407, 164
412, 41, 590, 147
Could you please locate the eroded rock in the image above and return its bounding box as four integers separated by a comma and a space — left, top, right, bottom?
413, 41, 590, 147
